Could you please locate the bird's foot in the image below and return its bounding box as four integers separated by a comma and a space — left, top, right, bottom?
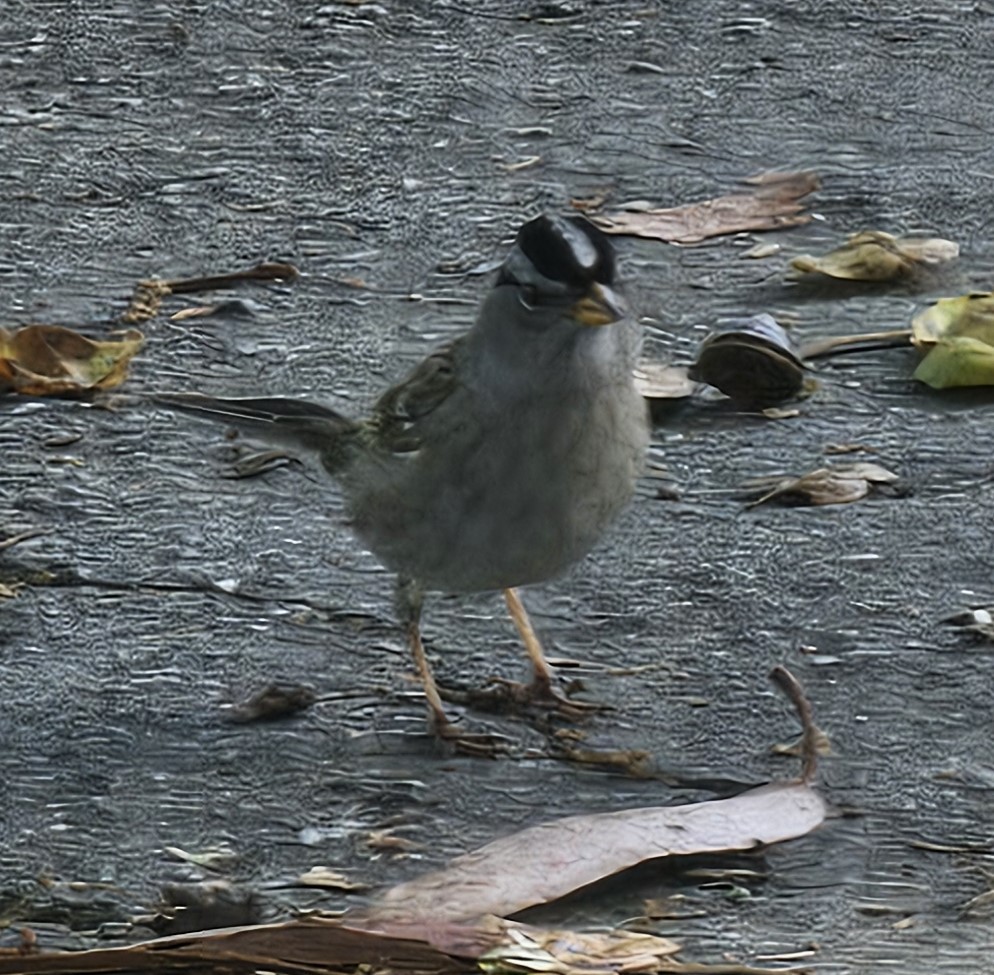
430, 715, 511, 758
498, 675, 609, 720
442, 675, 607, 723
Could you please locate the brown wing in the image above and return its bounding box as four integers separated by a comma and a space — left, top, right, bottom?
371, 340, 462, 453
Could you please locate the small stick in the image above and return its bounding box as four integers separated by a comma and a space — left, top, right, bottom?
769, 665, 819, 784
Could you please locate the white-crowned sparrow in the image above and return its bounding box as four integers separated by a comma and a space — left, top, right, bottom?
155, 214, 648, 746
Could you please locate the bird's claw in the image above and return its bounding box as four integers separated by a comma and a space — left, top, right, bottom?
483, 676, 609, 721
431, 716, 511, 758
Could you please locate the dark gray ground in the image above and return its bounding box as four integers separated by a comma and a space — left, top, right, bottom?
3, 1, 994, 971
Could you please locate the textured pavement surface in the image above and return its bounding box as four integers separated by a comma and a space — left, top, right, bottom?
2, 2, 994, 971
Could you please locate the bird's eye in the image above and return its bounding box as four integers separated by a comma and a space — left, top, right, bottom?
518, 284, 539, 310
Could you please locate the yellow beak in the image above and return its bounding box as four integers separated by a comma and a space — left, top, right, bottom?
570, 282, 626, 326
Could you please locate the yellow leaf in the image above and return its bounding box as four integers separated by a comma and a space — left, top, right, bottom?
913, 335, 994, 389
911, 292, 994, 348
792, 230, 959, 281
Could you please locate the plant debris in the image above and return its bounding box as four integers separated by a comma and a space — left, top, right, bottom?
588, 171, 818, 245
0, 325, 143, 397
791, 230, 959, 281
911, 292, 994, 347
909, 292, 994, 388
0, 669, 825, 975
121, 261, 299, 323
632, 361, 697, 401
745, 462, 900, 508
297, 867, 370, 892
689, 313, 806, 408
368, 667, 825, 923
163, 845, 240, 872
942, 608, 994, 641
222, 683, 317, 723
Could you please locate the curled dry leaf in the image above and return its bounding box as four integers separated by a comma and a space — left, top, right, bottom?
689, 313, 805, 408
0, 325, 144, 396
589, 170, 819, 245
0, 915, 683, 975
746, 461, 899, 508
791, 230, 959, 281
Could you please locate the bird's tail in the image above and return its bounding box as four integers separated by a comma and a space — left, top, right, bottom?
151, 391, 358, 455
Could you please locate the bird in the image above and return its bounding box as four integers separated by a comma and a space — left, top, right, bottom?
154, 214, 649, 750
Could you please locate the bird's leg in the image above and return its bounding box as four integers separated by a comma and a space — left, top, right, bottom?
502, 587, 555, 694
395, 577, 505, 754
395, 577, 449, 729
501, 587, 604, 715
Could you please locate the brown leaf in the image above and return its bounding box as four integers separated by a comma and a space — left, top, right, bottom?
590, 171, 819, 245
369, 779, 825, 922
0, 325, 144, 396
746, 463, 898, 508
0, 916, 497, 975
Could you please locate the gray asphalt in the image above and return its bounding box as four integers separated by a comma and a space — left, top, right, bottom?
2, 2, 994, 971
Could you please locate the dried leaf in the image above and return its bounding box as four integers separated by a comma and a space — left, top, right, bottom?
791, 230, 958, 281
761, 406, 801, 419
0, 325, 144, 396
632, 362, 696, 400
297, 867, 369, 891
365, 829, 424, 854
163, 845, 240, 871
642, 894, 704, 920
479, 923, 680, 975
913, 335, 994, 389
0, 671, 823, 975
590, 171, 818, 244
170, 304, 222, 320
741, 241, 782, 259
689, 314, 805, 408
747, 463, 898, 508
370, 779, 824, 922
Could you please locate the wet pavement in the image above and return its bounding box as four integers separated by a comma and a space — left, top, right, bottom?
2, 2, 994, 971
